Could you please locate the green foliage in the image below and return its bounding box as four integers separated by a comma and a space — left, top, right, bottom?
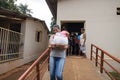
18, 4, 33, 16
110, 72, 120, 80
0, 0, 32, 16
50, 17, 56, 33
0, 0, 18, 11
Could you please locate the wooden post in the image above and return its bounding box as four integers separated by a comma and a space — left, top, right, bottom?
48, 50, 50, 71
36, 64, 40, 80
90, 44, 93, 60
100, 51, 104, 73
95, 48, 98, 66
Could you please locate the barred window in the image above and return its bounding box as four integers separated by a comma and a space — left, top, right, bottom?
0, 27, 24, 63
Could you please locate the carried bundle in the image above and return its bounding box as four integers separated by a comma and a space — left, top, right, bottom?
49, 31, 69, 46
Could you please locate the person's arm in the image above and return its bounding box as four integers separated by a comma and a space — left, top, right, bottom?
66, 31, 69, 37
48, 43, 54, 49
59, 45, 68, 50
48, 35, 56, 49
64, 45, 69, 49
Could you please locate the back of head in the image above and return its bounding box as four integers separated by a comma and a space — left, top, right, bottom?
81, 28, 85, 31
81, 28, 85, 33
62, 26, 67, 31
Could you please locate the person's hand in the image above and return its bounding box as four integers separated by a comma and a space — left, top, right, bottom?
64, 45, 68, 49
49, 44, 56, 49
55, 44, 63, 48
58, 45, 68, 49
59, 45, 65, 49
51, 44, 56, 48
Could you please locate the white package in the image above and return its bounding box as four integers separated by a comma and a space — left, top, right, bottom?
53, 32, 68, 45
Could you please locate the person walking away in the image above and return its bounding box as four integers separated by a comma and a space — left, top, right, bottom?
73, 34, 79, 55
61, 27, 69, 56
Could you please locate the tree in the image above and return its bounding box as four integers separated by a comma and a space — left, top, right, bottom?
0, 0, 32, 16
18, 4, 33, 16
50, 17, 56, 33
0, 0, 18, 12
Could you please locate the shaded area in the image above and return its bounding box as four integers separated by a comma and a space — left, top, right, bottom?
0, 54, 49, 80
61, 22, 84, 34
2, 70, 25, 80
0, 61, 33, 80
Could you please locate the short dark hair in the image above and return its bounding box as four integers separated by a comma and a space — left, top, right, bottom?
81, 28, 85, 31
53, 24, 60, 29
62, 26, 67, 31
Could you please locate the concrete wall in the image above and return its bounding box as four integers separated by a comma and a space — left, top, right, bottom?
23, 18, 48, 63
57, 0, 120, 59
0, 18, 49, 74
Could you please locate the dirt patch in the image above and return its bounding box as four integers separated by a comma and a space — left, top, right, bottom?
0, 61, 34, 80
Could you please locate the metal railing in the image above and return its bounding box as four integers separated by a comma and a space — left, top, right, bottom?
18, 48, 50, 80
90, 44, 120, 80
0, 27, 24, 63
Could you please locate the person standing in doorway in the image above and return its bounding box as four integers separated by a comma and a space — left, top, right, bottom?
74, 34, 79, 55
61, 26, 70, 56
48, 25, 68, 80
80, 28, 86, 58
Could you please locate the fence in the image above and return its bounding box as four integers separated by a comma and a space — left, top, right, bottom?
18, 48, 50, 80
0, 27, 24, 63
90, 44, 120, 80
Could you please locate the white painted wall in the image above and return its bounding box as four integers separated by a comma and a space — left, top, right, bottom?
57, 0, 120, 59
0, 18, 49, 74
23, 18, 48, 63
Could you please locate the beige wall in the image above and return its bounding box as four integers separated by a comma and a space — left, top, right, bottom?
57, 0, 120, 59
23, 19, 48, 63
0, 18, 49, 74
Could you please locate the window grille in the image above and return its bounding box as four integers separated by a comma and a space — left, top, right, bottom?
0, 27, 24, 63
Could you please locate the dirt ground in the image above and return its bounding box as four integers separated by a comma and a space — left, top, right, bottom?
0, 61, 33, 80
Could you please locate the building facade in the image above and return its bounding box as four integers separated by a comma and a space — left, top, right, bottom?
0, 8, 49, 74
47, 0, 120, 58
46, 0, 120, 71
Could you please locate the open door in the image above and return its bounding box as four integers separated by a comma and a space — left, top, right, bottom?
61, 20, 85, 35
61, 20, 85, 56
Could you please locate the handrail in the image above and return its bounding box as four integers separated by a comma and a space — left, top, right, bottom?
18, 48, 50, 80
91, 44, 120, 63
90, 44, 120, 80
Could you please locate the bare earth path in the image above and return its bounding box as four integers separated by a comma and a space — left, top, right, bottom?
0, 61, 33, 80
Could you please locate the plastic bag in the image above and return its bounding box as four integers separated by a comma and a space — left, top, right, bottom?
80, 45, 86, 53
54, 36, 68, 45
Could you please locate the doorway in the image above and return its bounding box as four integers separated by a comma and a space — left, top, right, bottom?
61, 20, 85, 56
61, 21, 85, 35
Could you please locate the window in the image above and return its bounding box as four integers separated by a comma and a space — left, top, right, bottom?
117, 7, 120, 15
0, 27, 23, 63
36, 31, 42, 42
